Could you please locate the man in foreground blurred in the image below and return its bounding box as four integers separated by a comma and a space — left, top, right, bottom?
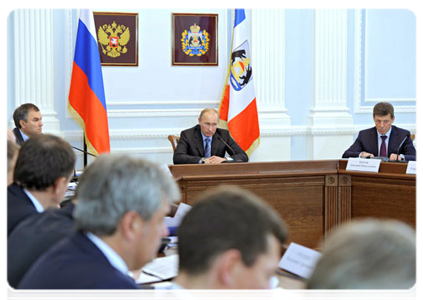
18, 155, 180, 289
173, 186, 288, 289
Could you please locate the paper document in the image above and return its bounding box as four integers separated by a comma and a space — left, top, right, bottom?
136, 272, 161, 284
164, 203, 192, 228
174, 203, 192, 219
278, 242, 321, 279
142, 254, 179, 280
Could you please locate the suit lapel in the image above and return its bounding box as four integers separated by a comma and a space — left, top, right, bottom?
211, 132, 221, 156
388, 126, 398, 155
370, 128, 379, 155
194, 126, 205, 157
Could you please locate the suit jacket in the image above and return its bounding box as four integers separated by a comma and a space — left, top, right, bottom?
342, 125, 416, 161
7, 183, 38, 236
173, 125, 248, 164
8, 203, 76, 288
18, 232, 140, 289
12, 128, 25, 146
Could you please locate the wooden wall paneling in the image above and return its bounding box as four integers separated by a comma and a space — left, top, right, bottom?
324, 175, 338, 237
338, 174, 351, 225
350, 175, 416, 228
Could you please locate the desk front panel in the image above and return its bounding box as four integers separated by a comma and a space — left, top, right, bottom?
171, 161, 340, 249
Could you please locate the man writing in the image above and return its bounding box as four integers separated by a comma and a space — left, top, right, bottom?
18, 155, 180, 289
12, 103, 43, 145
172, 186, 288, 289
342, 102, 416, 161
173, 108, 248, 164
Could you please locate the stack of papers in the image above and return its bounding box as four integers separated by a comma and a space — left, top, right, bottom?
137, 254, 179, 284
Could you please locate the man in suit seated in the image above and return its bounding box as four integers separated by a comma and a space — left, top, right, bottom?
307, 219, 415, 289
342, 102, 416, 161
8, 199, 77, 288
172, 186, 288, 289
12, 103, 43, 146
18, 154, 181, 289
7, 134, 75, 236
173, 108, 248, 164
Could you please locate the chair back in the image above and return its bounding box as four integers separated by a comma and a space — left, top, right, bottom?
168, 135, 180, 152
411, 134, 415, 141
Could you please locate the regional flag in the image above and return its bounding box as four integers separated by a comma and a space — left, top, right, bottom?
68, 9, 110, 156
218, 9, 260, 157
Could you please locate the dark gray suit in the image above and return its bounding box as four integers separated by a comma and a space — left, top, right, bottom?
8, 202, 76, 288
8, 183, 38, 236
173, 125, 248, 164
342, 125, 416, 161
12, 128, 25, 146
18, 232, 140, 289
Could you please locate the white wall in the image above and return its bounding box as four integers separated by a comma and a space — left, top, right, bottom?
7, 9, 416, 169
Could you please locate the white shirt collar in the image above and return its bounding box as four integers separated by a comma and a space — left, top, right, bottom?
85, 232, 129, 276
23, 189, 44, 213
377, 126, 392, 139
19, 129, 29, 141
170, 282, 201, 300
201, 132, 212, 142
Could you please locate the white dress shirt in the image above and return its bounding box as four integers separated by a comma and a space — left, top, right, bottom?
85, 232, 130, 277
23, 189, 44, 213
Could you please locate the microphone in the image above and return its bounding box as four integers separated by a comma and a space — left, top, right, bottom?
393, 135, 408, 163
217, 136, 240, 162
71, 146, 98, 158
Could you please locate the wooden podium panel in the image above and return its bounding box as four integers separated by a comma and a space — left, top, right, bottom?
338, 160, 416, 228
170, 161, 338, 249
169, 160, 416, 249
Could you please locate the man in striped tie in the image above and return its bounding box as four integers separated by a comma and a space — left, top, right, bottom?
173, 108, 248, 164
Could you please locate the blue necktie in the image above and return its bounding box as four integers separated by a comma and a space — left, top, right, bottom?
205, 138, 211, 158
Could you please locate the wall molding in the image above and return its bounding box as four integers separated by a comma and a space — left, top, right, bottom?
63, 123, 416, 143
354, 9, 416, 114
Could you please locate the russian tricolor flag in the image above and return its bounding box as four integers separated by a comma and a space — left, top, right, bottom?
68, 9, 110, 156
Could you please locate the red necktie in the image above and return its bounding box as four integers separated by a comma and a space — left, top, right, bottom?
380, 136, 387, 157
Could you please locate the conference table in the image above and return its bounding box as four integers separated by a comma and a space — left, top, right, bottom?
169, 159, 416, 249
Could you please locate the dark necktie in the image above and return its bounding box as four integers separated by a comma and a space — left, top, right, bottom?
380, 135, 387, 157
205, 138, 211, 158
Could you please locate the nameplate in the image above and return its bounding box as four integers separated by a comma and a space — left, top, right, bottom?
406, 161, 416, 175
346, 158, 381, 173
278, 242, 322, 279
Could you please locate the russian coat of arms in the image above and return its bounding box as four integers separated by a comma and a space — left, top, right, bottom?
98, 21, 130, 58
181, 23, 209, 56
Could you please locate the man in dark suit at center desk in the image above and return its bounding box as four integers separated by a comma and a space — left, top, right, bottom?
342, 102, 416, 161
173, 108, 248, 164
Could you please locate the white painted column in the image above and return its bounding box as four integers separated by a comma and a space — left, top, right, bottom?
13, 9, 60, 134
251, 9, 291, 162
308, 9, 353, 160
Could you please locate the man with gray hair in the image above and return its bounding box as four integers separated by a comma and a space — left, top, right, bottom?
18, 154, 180, 289
307, 219, 416, 289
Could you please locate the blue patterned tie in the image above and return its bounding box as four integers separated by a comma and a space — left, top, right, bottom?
204, 138, 211, 158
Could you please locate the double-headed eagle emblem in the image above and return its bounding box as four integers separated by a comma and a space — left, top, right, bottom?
98, 21, 130, 58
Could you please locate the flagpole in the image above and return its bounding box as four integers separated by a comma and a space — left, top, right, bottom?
83, 137, 88, 167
